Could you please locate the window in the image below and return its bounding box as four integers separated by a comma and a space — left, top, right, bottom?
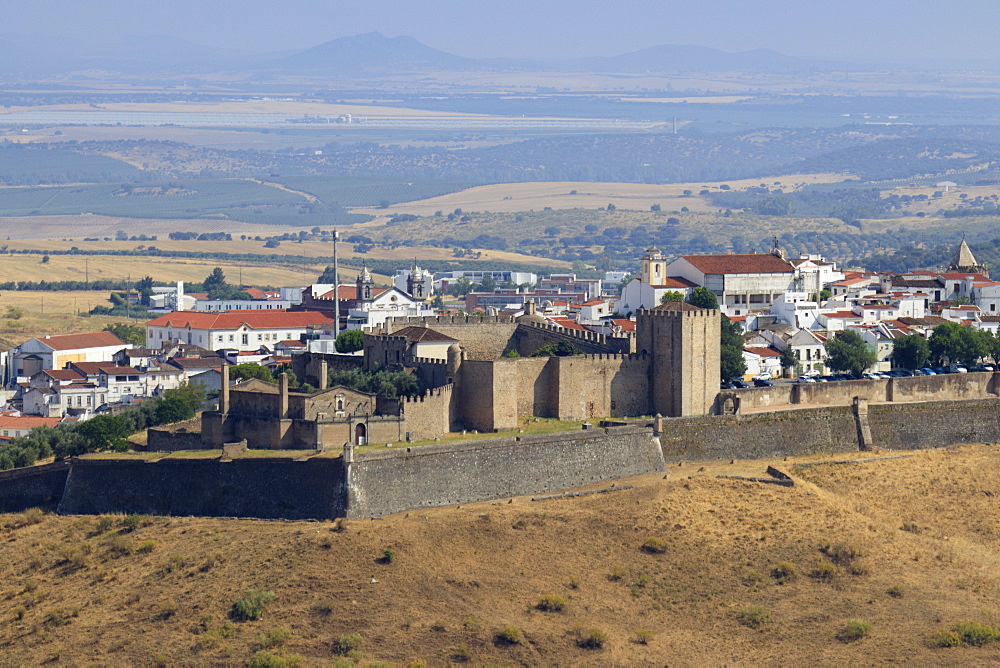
86, 396, 92, 406
242, 334, 249, 346
229, 335, 235, 342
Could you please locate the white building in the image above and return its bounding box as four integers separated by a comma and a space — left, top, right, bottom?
145, 310, 333, 352
665, 251, 798, 316
7, 331, 128, 390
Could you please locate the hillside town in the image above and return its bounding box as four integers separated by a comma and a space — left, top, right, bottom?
0, 239, 994, 434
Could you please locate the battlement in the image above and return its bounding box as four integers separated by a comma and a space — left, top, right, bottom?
520, 321, 608, 343
637, 307, 714, 318
410, 356, 447, 367
363, 333, 409, 344
385, 314, 518, 329
401, 384, 454, 404
564, 352, 649, 362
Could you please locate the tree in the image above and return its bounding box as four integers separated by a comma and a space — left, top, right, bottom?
230, 363, 275, 383
891, 334, 930, 370
720, 315, 747, 380
75, 415, 131, 453
779, 347, 797, 372
686, 287, 719, 310
824, 330, 877, 376
154, 383, 205, 424
929, 322, 989, 366
335, 329, 364, 353
41, 254, 49, 264
135, 276, 155, 305
318, 265, 338, 283
103, 323, 145, 346
531, 340, 578, 357
449, 277, 474, 297
659, 291, 684, 304
650, 204, 661, 212
431, 295, 445, 309
478, 274, 497, 292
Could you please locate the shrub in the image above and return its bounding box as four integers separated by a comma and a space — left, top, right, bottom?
771, 561, 796, 582
953, 621, 1000, 646
407, 661, 428, 668
315, 599, 335, 617
451, 646, 471, 662
887, 586, 904, 599
929, 631, 961, 648
737, 605, 772, 629
230, 589, 276, 622
103, 534, 133, 557
257, 627, 291, 650
156, 600, 178, 620
497, 625, 523, 645
22, 508, 44, 525
335, 632, 363, 656
95, 516, 113, 533
608, 567, 626, 582
248, 651, 304, 668
13, 605, 26, 621
578, 627, 608, 649
137, 540, 157, 554
809, 563, 837, 582
901, 522, 921, 534
822, 543, 861, 567
634, 629, 653, 645
640, 537, 667, 554
379, 548, 396, 564
837, 619, 873, 643
536, 595, 567, 612
122, 514, 151, 532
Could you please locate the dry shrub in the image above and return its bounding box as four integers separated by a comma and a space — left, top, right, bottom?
737, 605, 772, 629
771, 561, 796, 582
536, 595, 567, 612
837, 619, 873, 643
497, 625, 523, 645
640, 537, 667, 554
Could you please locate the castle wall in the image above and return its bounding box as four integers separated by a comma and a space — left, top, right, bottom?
511, 322, 630, 356
400, 385, 453, 441
0, 461, 70, 512
147, 417, 204, 452
345, 426, 666, 518
514, 357, 556, 418
385, 315, 520, 360
868, 399, 1000, 450
554, 354, 651, 420
57, 458, 347, 520
636, 308, 720, 417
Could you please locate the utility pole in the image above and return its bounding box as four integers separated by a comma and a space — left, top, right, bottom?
333, 229, 340, 335
85, 259, 89, 288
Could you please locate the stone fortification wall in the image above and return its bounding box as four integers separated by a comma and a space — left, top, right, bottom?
57, 457, 347, 520
410, 357, 449, 388
400, 385, 453, 441
734, 372, 999, 412
346, 426, 666, 518
554, 354, 650, 419
295, 352, 363, 387
147, 417, 203, 452
659, 407, 861, 461
0, 462, 70, 512
385, 315, 519, 360
512, 322, 631, 356
514, 357, 556, 418
868, 399, 1000, 450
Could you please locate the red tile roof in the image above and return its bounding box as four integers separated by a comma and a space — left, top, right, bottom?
391, 326, 458, 342
242, 288, 269, 300
680, 253, 794, 275
36, 331, 124, 351
610, 319, 636, 332
146, 310, 332, 330
0, 415, 70, 430
42, 369, 85, 381
551, 318, 588, 331
745, 347, 781, 357
68, 362, 138, 375
824, 310, 863, 318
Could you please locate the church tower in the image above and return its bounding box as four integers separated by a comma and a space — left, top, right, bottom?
949, 238, 987, 275
356, 262, 374, 301
640, 246, 669, 287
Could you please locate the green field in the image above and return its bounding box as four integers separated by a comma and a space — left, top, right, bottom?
0, 145, 143, 185
0, 179, 370, 227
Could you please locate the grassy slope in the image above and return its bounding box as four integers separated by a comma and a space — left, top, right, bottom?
2, 445, 1000, 665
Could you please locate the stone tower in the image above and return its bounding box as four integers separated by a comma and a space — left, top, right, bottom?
636, 301, 720, 417
356, 262, 374, 301
949, 238, 987, 275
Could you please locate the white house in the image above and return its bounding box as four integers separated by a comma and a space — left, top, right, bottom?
787, 329, 827, 374
665, 251, 798, 316
145, 310, 333, 352
7, 331, 128, 390
770, 292, 820, 329
343, 287, 435, 331
616, 247, 698, 313
742, 347, 783, 379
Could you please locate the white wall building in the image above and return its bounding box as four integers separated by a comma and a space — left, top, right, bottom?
7, 331, 128, 390
145, 310, 333, 352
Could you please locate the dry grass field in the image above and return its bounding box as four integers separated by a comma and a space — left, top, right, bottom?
0, 214, 309, 241
2, 444, 1000, 665
0, 290, 138, 349
351, 174, 847, 217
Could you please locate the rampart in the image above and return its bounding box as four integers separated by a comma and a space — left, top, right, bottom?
57, 457, 347, 520
147, 417, 203, 452
345, 425, 666, 518
730, 371, 999, 411
383, 315, 519, 360
0, 461, 70, 512
513, 321, 632, 356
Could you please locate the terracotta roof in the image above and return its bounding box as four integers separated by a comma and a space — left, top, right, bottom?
146, 310, 333, 330
391, 325, 458, 342
646, 276, 699, 288
42, 369, 85, 381
824, 310, 862, 318
680, 253, 794, 275
551, 318, 589, 332
610, 318, 636, 332
68, 362, 138, 375
897, 316, 949, 326
745, 347, 781, 357
651, 301, 703, 312
582, 300, 607, 307
34, 331, 124, 351
242, 288, 268, 299
939, 272, 989, 281
0, 416, 69, 430
979, 315, 1000, 323
276, 339, 306, 347
123, 349, 157, 357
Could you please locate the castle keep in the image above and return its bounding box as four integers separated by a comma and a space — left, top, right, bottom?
201, 302, 720, 449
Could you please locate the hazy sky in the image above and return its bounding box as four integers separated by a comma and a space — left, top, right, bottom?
6, 0, 999, 61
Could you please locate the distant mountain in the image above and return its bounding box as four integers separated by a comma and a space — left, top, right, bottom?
269, 32, 471, 73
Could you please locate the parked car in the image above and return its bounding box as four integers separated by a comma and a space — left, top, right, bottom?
752, 373, 772, 382
753, 378, 773, 387
731, 379, 750, 389
974, 363, 995, 372
800, 369, 822, 378
950, 365, 968, 374
721, 380, 736, 390
796, 376, 817, 383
